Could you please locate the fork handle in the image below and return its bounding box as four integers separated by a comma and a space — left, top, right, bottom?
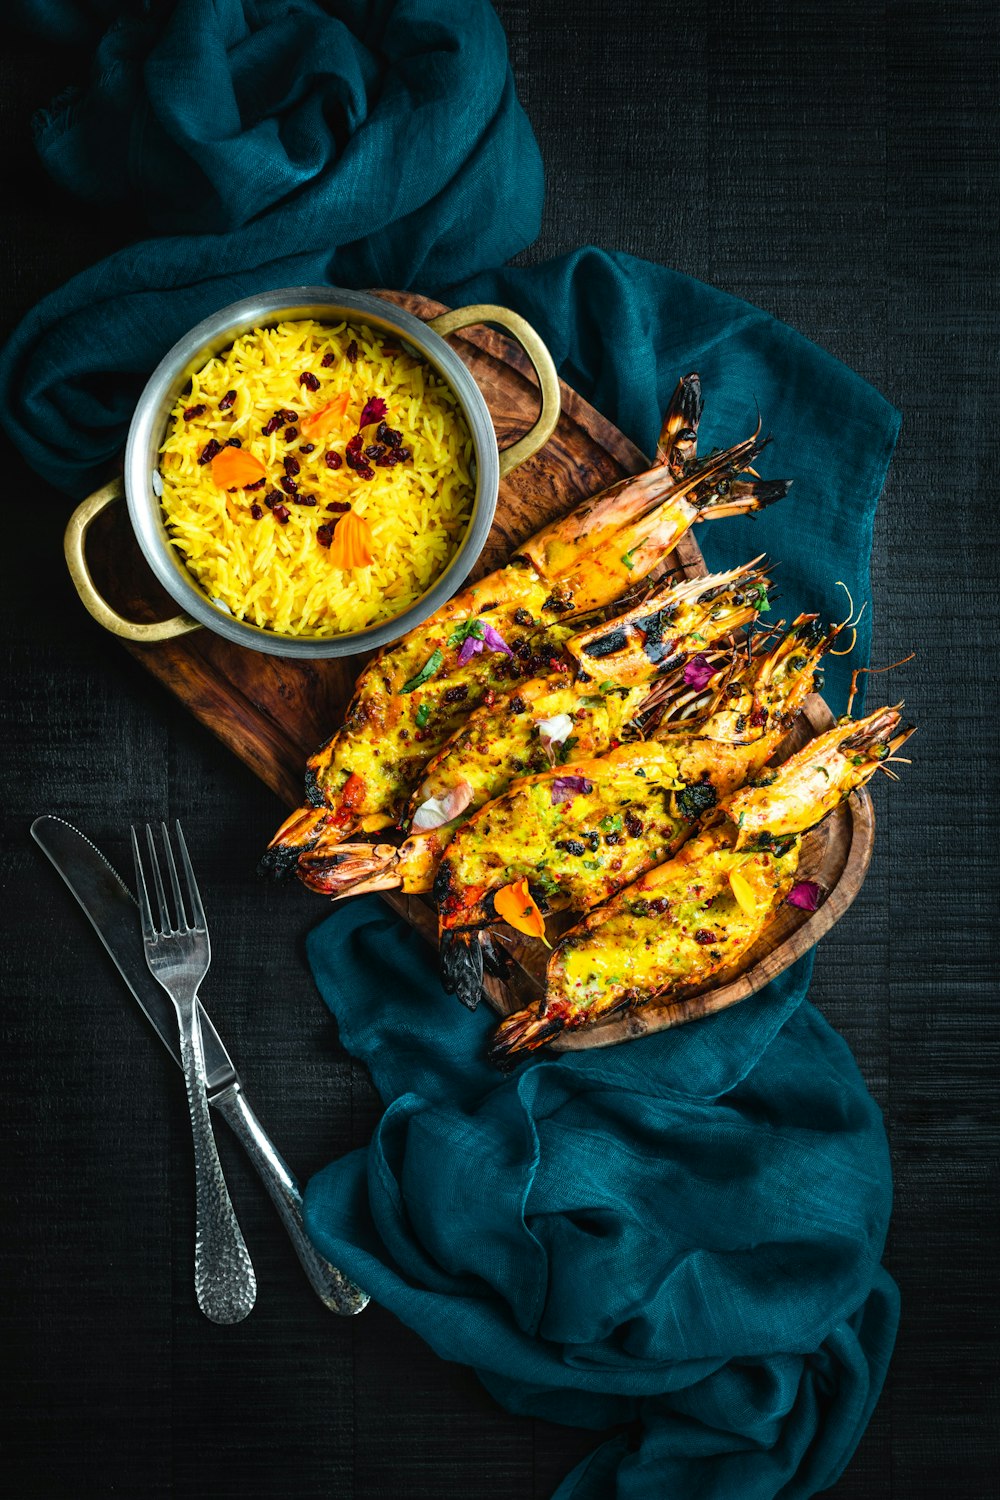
178, 1004, 257, 1324
212, 1085, 369, 1315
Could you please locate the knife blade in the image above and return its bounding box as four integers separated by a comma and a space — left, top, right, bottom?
30, 815, 368, 1316
31, 815, 238, 1093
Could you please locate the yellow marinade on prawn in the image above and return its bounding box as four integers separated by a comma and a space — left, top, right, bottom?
260, 375, 790, 875
433, 615, 833, 1007
489, 704, 915, 1062
294, 559, 772, 900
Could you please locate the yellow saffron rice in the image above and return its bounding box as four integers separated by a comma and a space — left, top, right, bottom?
158, 319, 475, 637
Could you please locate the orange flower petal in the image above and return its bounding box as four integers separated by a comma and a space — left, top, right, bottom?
300, 391, 351, 442
494, 878, 547, 941
210, 446, 267, 489
328, 511, 374, 569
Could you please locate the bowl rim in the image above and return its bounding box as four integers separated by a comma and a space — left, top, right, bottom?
123, 285, 500, 659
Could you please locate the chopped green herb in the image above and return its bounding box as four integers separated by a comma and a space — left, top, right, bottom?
818, 766, 830, 780
598, 680, 616, 693
415, 702, 431, 728
851, 755, 865, 766
689, 632, 706, 644
598, 813, 624, 834
749, 583, 772, 614
447, 619, 485, 649
582, 859, 602, 871
621, 547, 636, 570
401, 649, 443, 693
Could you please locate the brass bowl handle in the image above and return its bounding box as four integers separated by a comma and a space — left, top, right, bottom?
65, 478, 200, 643
426, 304, 560, 478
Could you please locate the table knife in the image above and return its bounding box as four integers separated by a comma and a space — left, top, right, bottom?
30, 815, 368, 1317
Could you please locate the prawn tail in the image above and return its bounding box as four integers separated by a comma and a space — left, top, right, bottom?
487, 1006, 566, 1068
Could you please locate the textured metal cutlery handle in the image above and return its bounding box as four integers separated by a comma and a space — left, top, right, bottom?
213, 1085, 368, 1315
178, 1003, 257, 1323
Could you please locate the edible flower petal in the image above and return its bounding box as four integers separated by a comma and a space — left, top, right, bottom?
457, 634, 484, 667
481, 622, 514, 657
327, 511, 373, 569
411, 780, 474, 831
401, 649, 444, 694
728, 868, 761, 915
493, 878, 548, 941
359, 396, 388, 429
683, 653, 716, 690
550, 774, 594, 806
300, 392, 350, 442
787, 880, 822, 911
536, 713, 574, 764
210, 447, 267, 489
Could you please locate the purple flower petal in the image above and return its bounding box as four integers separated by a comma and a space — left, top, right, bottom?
787, 880, 822, 912
481, 622, 514, 658
683, 653, 716, 691
550, 775, 594, 806
457, 635, 484, 667
359, 396, 387, 429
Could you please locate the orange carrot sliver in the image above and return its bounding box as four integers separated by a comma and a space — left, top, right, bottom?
210, 446, 267, 489
494, 878, 548, 941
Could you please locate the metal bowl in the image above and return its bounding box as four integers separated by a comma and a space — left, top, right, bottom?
64, 287, 559, 658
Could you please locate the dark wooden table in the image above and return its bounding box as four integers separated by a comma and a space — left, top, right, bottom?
2, 3, 997, 1495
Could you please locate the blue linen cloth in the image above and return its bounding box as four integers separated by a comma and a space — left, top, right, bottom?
3, 3, 901, 1495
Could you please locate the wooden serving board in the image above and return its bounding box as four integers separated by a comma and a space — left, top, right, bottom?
87, 289, 875, 1049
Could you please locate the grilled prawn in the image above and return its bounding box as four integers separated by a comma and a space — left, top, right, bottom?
435, 615, 832, 1006
294, 560, 771, 898
489, 704, 915, 1061
261, 376, 789, 872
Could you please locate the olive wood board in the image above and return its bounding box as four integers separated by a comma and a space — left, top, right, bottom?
85, 288, 875, 1050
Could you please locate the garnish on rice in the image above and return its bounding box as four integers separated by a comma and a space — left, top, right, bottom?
157, 318, 474, 636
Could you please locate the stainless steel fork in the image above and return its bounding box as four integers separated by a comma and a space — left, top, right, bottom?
132, 821, 257, 1324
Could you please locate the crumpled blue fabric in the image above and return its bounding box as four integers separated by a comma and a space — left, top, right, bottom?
4, 3, 900, 1495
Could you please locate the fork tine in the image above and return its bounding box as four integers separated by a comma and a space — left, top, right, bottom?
131, 827, 157, 943
160, 821, 190, 930
144, 824, 173, 934
174, 820, 207, 932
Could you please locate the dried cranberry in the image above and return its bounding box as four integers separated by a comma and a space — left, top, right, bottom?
296, 494, 317, 507
513, 608, 534, 627
262, 414, 282, 436
218, 389, 237, 411
555, 839, 586, 857
299, 371, 320, 391
198, 438, 222, 465
365, 444, 386, 461
279, 475, 298, 495
346, 433, 364, 455
346, 339, 359, 362
225, 436, 242, 447
183, 403, 206, 420
283, 426, 297, 442
443, 685, 469, 704
326, 500, 351, 513
749, 706, 768, 728
375, 452, 398, 468
263, 490, 282, 509
250, 503, 263, 520
648, 897, 672, 915
324, 450, 342, 470
280, 409, 298, 424
245, 478, 266, 492
321, 351, 334, 367
356, 465, 374, 481
316, 522, 336, 548
396, 447, 412, 462
300, 443, 315, 455
624, 811, 644, 838
509, 696, 527, 715
694, 928, 716, 945
272, 503, 290, 524
604, 831, 621, 846
283, 455, 300, 477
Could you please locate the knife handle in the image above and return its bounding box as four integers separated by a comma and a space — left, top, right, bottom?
212, 1085, 369, 1316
